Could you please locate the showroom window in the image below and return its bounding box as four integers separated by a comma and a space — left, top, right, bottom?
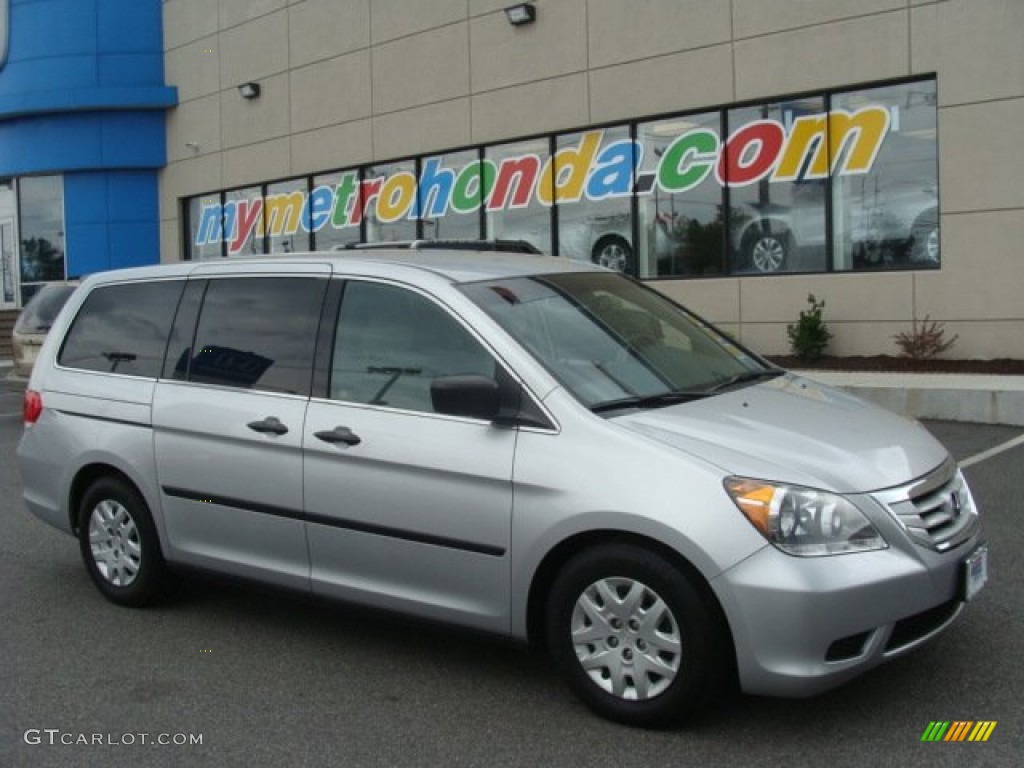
419, 149, 483, 241
638, 112, 723, 278
312, 170, 361, 251
726, 97, 827, 275
183, 77, 939, 280
831, 80, 939, 270
484, 138, 553, 254
19, 175, 66, 301
363, 160, 417, 243
224, 185, 264, 257
265, 178, 311, 254
556, 126, 634, 271
189, 194, 225, 260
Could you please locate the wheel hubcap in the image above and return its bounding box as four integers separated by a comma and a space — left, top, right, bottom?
570, 577, 681, 701
598, 244, 627, 272
88, 500, 141, 587
752, 237, 785, 271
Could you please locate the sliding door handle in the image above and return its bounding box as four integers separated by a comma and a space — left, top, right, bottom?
314, 426, 362, 446
247, 416, 289, 435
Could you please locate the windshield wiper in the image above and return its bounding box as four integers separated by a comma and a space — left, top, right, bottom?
591, 390, 709, 414
704, 369, 784, 393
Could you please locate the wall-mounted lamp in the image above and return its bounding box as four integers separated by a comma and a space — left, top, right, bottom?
238, 82, 261, 100
504, 3, 536, 26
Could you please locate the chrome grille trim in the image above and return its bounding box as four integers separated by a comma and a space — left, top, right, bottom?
873, 460, 979, 553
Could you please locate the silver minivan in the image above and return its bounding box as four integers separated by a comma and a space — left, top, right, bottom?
17, 250, 987, 726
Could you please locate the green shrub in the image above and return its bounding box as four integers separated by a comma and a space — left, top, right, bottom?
787, 294, 832, 362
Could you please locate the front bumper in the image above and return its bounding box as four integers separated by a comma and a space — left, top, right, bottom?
712, 457, 984, 697
712, 533, 981, 697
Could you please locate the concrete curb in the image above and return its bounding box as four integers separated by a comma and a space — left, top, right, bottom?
792, 370, 1024, 427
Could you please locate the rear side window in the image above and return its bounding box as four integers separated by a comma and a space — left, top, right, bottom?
187, 277, 326, 395
58, 281, 185, 378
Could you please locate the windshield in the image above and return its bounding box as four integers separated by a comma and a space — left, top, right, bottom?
460, 271, 777, 410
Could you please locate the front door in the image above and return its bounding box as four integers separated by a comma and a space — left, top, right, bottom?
0, 218, 17, 308
303, 279, 516, 633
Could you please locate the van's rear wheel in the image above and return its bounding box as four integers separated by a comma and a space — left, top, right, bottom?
545, 543, 726, 727
78, 477, 166, 606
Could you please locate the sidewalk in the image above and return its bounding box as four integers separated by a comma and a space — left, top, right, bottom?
793, 370, 1024, 426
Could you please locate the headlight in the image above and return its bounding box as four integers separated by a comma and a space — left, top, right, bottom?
724, 477, 887, 557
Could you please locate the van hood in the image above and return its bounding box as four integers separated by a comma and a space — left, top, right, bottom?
613, 374, 947, 494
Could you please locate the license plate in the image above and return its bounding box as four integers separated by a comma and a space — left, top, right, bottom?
962, 545, 988, 602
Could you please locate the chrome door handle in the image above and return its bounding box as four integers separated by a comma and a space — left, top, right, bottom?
314, 426, 361, 446
247, 416, 289, 435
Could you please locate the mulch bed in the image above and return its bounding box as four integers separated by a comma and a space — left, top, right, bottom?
766, 355, 1024, 375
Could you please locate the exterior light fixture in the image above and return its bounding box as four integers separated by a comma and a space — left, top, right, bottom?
504, 3, 536, 26
238, 82, 260, 100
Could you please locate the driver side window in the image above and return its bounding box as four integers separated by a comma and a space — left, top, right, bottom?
331, 282, 496, 414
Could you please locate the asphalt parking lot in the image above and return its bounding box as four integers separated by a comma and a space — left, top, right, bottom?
0, 378, 1021, 767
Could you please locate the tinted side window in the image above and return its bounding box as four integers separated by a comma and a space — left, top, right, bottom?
58, 281, 185, 378
162, 279, 206, 381
331, 282, 495, 413
189, 277, 326, 395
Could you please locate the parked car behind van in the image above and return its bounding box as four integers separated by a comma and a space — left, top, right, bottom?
17, 250, 986, 726
11, 281, 79, 377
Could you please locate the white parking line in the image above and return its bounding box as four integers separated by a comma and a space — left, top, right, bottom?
961, 433, 1024, 469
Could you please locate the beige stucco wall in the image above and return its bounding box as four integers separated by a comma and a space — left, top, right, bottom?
160, 0, 1024, 359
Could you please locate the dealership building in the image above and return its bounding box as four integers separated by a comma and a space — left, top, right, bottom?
0, 0, 174, 306
3, 1, 1023, 360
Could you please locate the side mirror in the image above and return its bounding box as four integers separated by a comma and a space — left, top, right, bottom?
431, 375, 501, 421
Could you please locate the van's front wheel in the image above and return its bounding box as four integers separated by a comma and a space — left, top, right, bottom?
78, 477, 166, 607
545, 543, 725, 727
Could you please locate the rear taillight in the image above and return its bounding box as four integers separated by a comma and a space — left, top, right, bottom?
24, 389, 43, 425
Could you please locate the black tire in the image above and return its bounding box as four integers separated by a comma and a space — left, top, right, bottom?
743, 225, 789, 273
545, 543, 728, 727
78, 476, 166, 607
591, 236, 634, 273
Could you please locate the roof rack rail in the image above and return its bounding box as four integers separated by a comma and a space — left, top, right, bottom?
334, 239, 542, 255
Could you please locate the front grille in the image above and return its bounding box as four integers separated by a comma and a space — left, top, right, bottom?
873, 458, 979, 553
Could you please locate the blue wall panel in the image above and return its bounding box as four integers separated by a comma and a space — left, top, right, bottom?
0, 0, 174, 175
63, 173, 108, 223
97, 0, 163, 56
7, 0, 98, 66
64, 171, 159, 276
108, 221, 159, 270
100, 112, 168, 167
0, 111, 166, 176
98, 54, 164, 87
1, 0, 174, 277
